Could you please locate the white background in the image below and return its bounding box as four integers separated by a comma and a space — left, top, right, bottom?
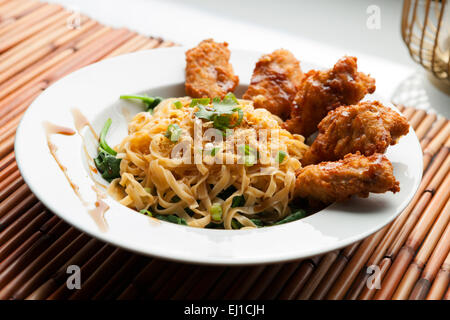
47, 0, 449, 117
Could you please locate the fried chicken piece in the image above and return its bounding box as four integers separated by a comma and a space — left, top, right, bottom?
185, 39, 239, 99
243, 49, 303, 120
295, 153, 400, 203
302, 101, 410, 165
283, 56, 376, 136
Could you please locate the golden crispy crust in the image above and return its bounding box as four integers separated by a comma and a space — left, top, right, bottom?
283, 56, 376, 136
243, 49, 303, 120
185, 39, 239, 99
295, 153, 400, 203
302, 101, 410, 165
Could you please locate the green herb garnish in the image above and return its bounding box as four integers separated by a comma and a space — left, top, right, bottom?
238, 144, 258, 167
99, 118, 116, 156
231, 195, 245, 207
120, 94, 163, 111
189, 98, 211, 108
274, 210, 306, 225
94, 119, 121, 182
210, 147, 220, 156
173, 100, 183, 109
277, 150, 287, 164
194, 93, 243, 130
165, 124, 182, 142
154, 214, 188, 225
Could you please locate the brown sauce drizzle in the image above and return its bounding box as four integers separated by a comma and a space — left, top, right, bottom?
89, 185, 109, 232
71, 108, 98, 140
70, 108, 107, 189
43, 121, 86, 204
44, 118, 109, 232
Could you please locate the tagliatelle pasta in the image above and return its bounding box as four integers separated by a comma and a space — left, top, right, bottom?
107, 97, 309, 229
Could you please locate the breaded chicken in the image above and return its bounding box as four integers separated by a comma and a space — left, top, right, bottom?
185, 39, 239, 99
283, 56, 376, 137
302, 101, 410, 165
243, 49, 303, 120
295, 153, 400, 203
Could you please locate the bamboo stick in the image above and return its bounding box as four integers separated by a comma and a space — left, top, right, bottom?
244, 264, 284, 300
91, 255, 147, 300
137, 38, 161, 51
0, 215, 62, 275
0, 204, 46, 260
0, 183, 30, 218
0, 227, 81, 299
0, 192, 37, 230
26, 238, 104, 300
422, 124, 450, 169
374, 173, 450, 299
326, 226, 390, 299
180, 266, 226, 300
420, 117, 447, 149
310, 242, 360, 299
0, 0, 29, 18
11, 232, 91, 300
278, 257, 320, 299
0, 158, 18, 182
141, 262, 180, 299
0, 171, 23, 202
0, 28, 132, 104
205, 267, 245, 300
408, 109, 427, 130
0, 0, 43, 26
223, 265, 266, 299
415, 113, 437, 140
68, 249, 131, 300
154, 264, 196, 300
0, 3, 62, 40
402, 107, 416, 120
47, 244, 115, 300
393, 199, 450, 299
426, 252, 450, 300
117, 259, 167, 300
0, 17, 93, 83
297, 250, 339, 300
0, 151, 14, 171
364, 145, 449, 267
409, 220, 450, 299
103, 34, 147, 58
260, 261, 301, 299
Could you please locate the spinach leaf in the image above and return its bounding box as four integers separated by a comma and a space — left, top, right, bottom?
94, 147, 121, 182
154, 214, 188, 225
274, 210, 306, 225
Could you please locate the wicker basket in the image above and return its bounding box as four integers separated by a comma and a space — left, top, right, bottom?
401, 0, 450, 94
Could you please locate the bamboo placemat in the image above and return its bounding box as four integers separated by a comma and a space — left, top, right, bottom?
0, 0, 449, 300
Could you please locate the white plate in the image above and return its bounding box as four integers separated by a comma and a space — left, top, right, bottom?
15, 47, 422, 265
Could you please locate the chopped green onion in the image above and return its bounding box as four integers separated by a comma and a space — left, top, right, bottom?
238, 144, 257, 167
189, 98, 210, 107
231, 218, 242, 229
165, 124, 182, 142
277, 150, 287, 163
139, 209, 153, 217
210, 203, 223, 221
210, 147, 220, 156
173, 100, 183, 109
